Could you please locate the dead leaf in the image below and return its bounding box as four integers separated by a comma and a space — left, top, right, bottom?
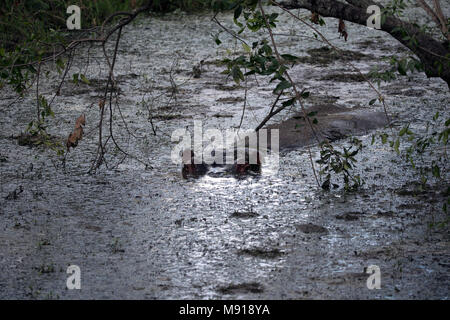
99, 99, 105, 109
338, 19, 348, 41
75, 114, 85, 127
66, 114, 85, 151
311, 12, 319, 24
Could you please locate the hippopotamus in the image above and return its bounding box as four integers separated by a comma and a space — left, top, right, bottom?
181, 104, 388, 179
181, 148, 262, 179
265, 104, 389, 150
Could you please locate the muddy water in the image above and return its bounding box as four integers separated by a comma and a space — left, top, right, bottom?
0, 6, 449, 299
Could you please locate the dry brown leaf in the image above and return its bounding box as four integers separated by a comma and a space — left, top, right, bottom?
99, 99, 105, 109
75, 114, 85, 128
66, 114, 86, 151
338, 19, 348, 41
311, 12, 319, 24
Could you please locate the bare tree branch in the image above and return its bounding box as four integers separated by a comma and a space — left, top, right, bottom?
432, 0, 449, 41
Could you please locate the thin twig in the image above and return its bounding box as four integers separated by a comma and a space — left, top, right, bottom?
258, 1, 320, 187
36, 61, 41, 122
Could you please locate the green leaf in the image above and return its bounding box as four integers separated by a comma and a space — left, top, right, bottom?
349, 150, 358, 157
278, 65, 287, 76
399, 125, 408, 136
282, 98, 296, 107
262, 44, 272, 56
72, 73, 79, 84
234, 5, 242, 20
369, 99, 377, 105
440, 128, 448, 145
273, 80, 292, 93
231, 65, 244, 84
397, 62, 407, 75
321, 175, 331, 190
433, 112, 439, 121
242, 42, 251, 54
56, 58, 65, 74
394, 138, 400, 154
301, 91, 310, 98
280, 54, 299, 62
432, 164, 440, 178
80, 74, 90, 85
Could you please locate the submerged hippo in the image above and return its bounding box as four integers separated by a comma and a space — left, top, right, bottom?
181, 104, 389, 178
265, 104, 389, 150
181, 148, 262, 179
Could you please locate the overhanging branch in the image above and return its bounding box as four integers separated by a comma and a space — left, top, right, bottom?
276, 0, 450, 88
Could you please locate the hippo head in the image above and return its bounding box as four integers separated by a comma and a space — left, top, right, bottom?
232, 149, 262, 175
181, 149, 209, 179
